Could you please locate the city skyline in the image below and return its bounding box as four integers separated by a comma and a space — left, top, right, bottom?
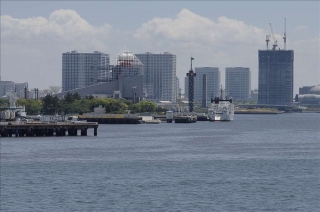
1, 1, 319, 94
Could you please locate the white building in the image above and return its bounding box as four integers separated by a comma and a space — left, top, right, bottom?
136, 52, 177, 103
62, 50, 110, 92
225, 67, 251, 100
194, 67, 220, 103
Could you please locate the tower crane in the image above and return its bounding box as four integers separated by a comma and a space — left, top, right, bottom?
269, 23, 277, 50
266, 35, 270, 50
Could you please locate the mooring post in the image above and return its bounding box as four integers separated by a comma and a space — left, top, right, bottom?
81, 128, 87, 136
94, 127, 97, 136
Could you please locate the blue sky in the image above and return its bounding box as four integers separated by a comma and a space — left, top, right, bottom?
1, 1, 319, 93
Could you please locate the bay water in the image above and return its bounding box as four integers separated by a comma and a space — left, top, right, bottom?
1, 113, 319, 211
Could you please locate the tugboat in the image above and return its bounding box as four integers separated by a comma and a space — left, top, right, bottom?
208, 86, 234, 121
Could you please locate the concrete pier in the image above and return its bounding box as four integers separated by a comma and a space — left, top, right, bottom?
0, 122, 99, 137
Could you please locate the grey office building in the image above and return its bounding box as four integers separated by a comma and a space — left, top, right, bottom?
0, 81, 28, 98
258, 50, 294, 105
62, 50, 109, 92
0, 81, 15, 97
136, 52, 177, 102
194, 67, 220, 103
225, 67, 251, 100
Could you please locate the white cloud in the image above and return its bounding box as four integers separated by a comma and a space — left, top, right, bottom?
1, 10, 113, 88
134, 9, 319, 93
1, 8, 318, 94
135, 9, 266, 47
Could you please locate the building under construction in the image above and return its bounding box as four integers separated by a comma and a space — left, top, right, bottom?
258, 19, 294, 105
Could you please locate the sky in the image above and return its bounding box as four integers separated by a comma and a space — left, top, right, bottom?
1, 1, 319, 94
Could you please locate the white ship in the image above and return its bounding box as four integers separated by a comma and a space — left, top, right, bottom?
208, 87, 234, 121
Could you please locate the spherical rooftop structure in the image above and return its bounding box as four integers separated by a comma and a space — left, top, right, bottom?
309, 85, 320, 95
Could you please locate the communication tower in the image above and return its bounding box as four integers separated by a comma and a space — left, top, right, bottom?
186, 57, 196, 112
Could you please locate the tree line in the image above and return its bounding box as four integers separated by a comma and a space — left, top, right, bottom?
9, 93, 162, 115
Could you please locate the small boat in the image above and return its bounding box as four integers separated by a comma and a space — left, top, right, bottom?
67, 116, 87, 123
142, 119, 161, 124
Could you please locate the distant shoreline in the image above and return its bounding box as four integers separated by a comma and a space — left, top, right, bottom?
235, 110, 283, 114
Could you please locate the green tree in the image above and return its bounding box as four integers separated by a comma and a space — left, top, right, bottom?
128, 101, 157, 113
88, 97, 129, 113
89, 98, 108, 110
16, 99, 42, 115
137, 101, 157, 112
104, 98, 124, 113
41, 95, 60, 114
66, 99, 91, 114
0, 98, 8, 108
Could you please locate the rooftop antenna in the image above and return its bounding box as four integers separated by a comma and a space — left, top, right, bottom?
283, 18, 287, 50
266, 35, 270, 50
269, 23, 278, 50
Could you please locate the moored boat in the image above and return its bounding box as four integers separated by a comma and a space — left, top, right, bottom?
208, 87, 234, 121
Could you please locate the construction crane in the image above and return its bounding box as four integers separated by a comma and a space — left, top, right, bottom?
269, 23, 277, 50
266, 35, 270, 50
283, 18, 287, 50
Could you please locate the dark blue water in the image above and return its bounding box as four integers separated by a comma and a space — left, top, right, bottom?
1, 113, 319, 211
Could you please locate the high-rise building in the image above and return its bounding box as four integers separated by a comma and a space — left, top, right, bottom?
62, 50, 109, 92
225, 67, 251, 100
194, 67, 220, 103
258, 50, 294, 105
0, 81, 29, 99
136, 52, 177, 102
176, 77, 180, 100
0, 81, 15, 97
15, 82, 29, 98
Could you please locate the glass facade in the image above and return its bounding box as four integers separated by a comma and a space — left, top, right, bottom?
136, 52, 177, 102
194, 67, 220, 102
62, 51, 109, 92
225, 67, 251, 100
258, 50, 294, 105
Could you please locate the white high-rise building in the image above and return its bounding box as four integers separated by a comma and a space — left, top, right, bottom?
62, 50, 109, 92
194, 67, 220, 103
136, 52, 177, 102
225, 67, 251, 100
